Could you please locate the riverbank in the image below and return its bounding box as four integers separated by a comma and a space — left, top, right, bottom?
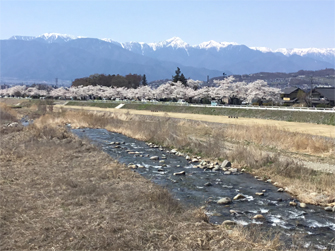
37, 110, 335, 207
0, 115, 284, 250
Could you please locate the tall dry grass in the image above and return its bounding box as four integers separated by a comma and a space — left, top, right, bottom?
1, 121, 287, 250
0, 102, 18, 123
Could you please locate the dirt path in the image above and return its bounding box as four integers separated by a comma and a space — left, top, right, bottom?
57, 105, 335, 138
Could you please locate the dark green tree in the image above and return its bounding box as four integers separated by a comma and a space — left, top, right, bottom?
172, 67, 181, 82
142, 74, 148, 86
179, 73, 187, 86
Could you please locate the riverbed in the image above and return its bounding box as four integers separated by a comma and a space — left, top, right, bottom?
73, 128, 335, 250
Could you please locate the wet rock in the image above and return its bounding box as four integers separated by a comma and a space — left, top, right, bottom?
222, 220, 236, 226
255, 192, 264, 196
213, 166, 220, 171
254, 176, 260, 179
173, 171, 185, 176
137, 165, 144, 168
222, 185, 233, 189
109, 142, 115, 145
224, 171, 231, 175
204, 182, 212, 186
185, 156, 191, 161
217, 197, 232, 205
114, 145, 121, 148
241, 169, 246, 172
230, 210, 238, 215
192, 158, 199, 163
265, 179, 272, 183
262, 190, 266, 193
150, 156, 159, 160
158, 168, 164, 172
176, 165, 181, 168
229, 168, 238, 173
324, 207, 333, 212
161, 164, 167, 167
221, 160, 231, 168
299, 203, 307, 208
170, 149, 177, 154
289, 201, 297, 206
128, 164, 137, 169
161, 156, 166, 159
159, 160, 165, 163
233, 194, 246, 200
128, 152, 136, 154
277, 188, 284, 192
253, 214, 265, 219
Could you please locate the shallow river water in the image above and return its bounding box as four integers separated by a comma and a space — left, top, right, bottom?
72, 128, 335, 250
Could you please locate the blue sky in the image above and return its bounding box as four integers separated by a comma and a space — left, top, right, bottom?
1, 0, 334, 49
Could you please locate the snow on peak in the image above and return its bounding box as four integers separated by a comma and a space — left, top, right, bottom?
197, 40, 238, 50
37, 33, 85, 42
165, 37, 188, 48
250, 47, 273, 53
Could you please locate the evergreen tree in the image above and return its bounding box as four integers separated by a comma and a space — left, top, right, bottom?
179, 73, 187, 86
142, 74, 148, 86
172, 67, 181, 82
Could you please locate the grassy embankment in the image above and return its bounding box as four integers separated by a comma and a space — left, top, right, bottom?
41, 109, 335, 206
65, 101, 335, 125
1, 103, 286, 250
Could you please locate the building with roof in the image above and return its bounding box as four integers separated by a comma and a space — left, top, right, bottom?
280, 87, 303, 105
309, 87, 335, 107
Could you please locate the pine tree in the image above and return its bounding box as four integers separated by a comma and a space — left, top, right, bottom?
142, 74, 148, 86
179, 73, 187, 86
172, 67, 181, 82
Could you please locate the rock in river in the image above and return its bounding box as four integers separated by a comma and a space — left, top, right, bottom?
173, 171, 185, 176
221, 160, 231, 168
150, 156, 159, 160
217, 197, 232, 204
233, 194, 246, 200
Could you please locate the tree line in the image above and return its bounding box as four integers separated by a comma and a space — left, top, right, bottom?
72, 73, 147, 88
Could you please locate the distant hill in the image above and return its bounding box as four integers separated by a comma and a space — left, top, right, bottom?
210, 68, 335, 88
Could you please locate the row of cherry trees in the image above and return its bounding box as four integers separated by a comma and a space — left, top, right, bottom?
0, 77, 282, 104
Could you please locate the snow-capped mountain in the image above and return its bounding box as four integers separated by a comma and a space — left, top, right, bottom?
2, 33, 334, 82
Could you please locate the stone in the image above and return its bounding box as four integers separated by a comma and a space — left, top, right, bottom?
255, 192, 264, 196
217, 197, 232, 205
222, 185, 233, 189
137, 165, 144, 168
192, 158, 199, 163
185, 156, 191, 161
114, 146, 120, 148
128, 152, 136, 154
173, 171, 185, 176
229, 168, 238, 173
241, 169, 246, 172
289, 201, 297, 206
224, 171, 231, 175
299, 203, 307, 208
176, 165, 181, 168
158, 168, 164, 172
324, 207, 333, 211
277, 188, 284, 192
150, 156, 159, 160
204, 182, 212, 186
213, 166, 220, 171
159, 160, 165, 163
109, 142, 115, 145
221, 160, 231, 168
222, 220, 236, 226
253, 214, 265, 219
233, 194, 246, 200
170, 149, 177, 154
128, 164, 137, 169
266, 179, 272, 183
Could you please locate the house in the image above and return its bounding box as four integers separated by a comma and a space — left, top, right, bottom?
309, 87, 335, 107
280, 87, 302, 105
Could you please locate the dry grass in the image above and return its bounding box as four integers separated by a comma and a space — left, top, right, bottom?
0, 102, 18, 123
35, 110, 335, 206
0, 122, 286, 250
